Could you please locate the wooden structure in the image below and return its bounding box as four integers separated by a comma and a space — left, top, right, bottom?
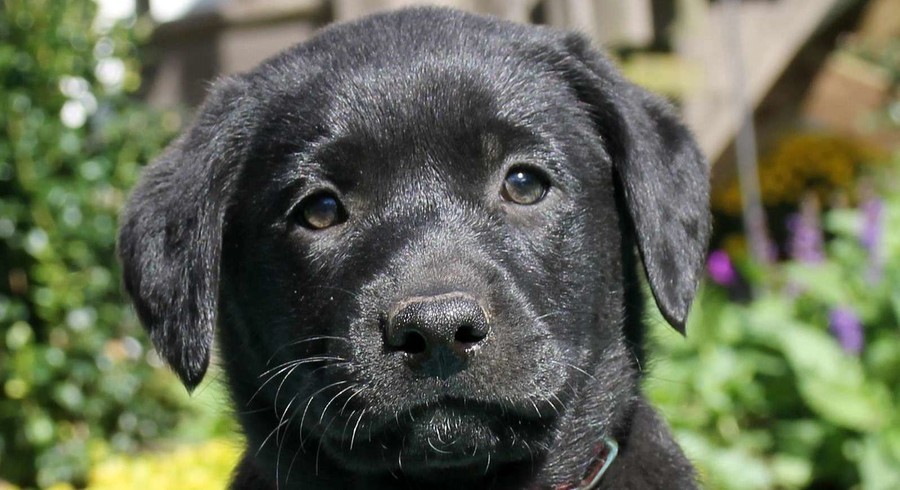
143, 0, 866, 162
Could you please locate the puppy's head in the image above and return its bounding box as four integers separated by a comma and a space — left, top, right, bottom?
119, 7, 708, 480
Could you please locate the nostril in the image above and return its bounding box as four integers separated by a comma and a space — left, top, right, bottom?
454, 324, 486, 347
385, 292, 490, 362
395, 329, 428, 354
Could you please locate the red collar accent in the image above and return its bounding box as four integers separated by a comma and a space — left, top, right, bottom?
552, 438, 618, 490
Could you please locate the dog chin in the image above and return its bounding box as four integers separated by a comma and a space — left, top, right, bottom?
321, 405, 545, 473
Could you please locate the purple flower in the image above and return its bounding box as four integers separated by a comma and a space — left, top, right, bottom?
860, 198, 883, 250
707, 249, 737, 286
860, 197, 884, 283
829, 307, 864, 355
787, 195, 824, 263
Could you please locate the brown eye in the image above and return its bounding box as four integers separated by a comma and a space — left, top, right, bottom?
501, 168, 548, 205
296, 193, 345, 230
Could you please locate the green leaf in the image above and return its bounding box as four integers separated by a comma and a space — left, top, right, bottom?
782, 262, 847, 305
824, 208, 862, 237
676, 431, 774, 490
770, 453, 813, 488
768, 322, 891, 431
856, 433, 900, 490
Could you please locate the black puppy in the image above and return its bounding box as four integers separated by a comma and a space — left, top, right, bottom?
119, 7, 709, 489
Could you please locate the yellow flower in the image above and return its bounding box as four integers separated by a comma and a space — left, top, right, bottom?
712, 133, 885, 215
88, 439, 242, 490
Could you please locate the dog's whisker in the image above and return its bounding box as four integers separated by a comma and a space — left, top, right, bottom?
642, 373, 691, 387
534, 309, 597, 322
253, 361, 301, 388
274, 394, 301, 490
384, 445, 399, 480
280, 385, 322, 476
299, 380, 350, 448
427, 437, 452, 455
319, 384, 358, 423
398, 436, 406, 473
273, 361, 309, 414
252, 358, 340, 400
549, 359, 599, 383
285, 441, 304, 489
256, 406, 295, 457
187, 370, 225, 398
629, 346, 645, 374
529, 398, 541, 418
339, 387, 364, 415
274, 393, 302, 448
315, 415, 339, 476
350, 408, 366, 451
341, 409, 358, 446
233, 406, 270, 416
307, 360, 351, 377
265, 336, 351, 366
549, 393, 564, 416
521, 438, 535, 474
248, 357, 347, 407
533, 310, 580, 322
259, 355, 346, 379
563, 380, 579, 399
311, 285, 362, 300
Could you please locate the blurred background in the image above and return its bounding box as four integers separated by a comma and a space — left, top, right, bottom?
0, 0, 897, 488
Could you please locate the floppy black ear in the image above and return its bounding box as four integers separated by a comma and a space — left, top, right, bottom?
560, 34, 711, 333
118, 77, 254, 390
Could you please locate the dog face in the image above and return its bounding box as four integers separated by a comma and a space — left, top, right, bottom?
119, 7, 709, 486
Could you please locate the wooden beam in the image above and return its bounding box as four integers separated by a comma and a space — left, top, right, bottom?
676, 0, 852, 161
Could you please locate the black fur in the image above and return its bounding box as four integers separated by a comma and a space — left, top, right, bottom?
118, 8, 710, 489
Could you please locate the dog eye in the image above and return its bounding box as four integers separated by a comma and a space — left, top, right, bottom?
295, 192, 345, 230
501, 168, 548, 205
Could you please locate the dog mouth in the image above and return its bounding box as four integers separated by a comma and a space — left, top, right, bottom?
317, 395, 560, 471
400, 407, 504, 459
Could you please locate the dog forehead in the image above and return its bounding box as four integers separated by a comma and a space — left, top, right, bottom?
325, 61, 554, 148
252, 8, 574, 135
247, 36, 581, 177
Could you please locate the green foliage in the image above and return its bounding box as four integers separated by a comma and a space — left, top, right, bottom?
647, 158, 900, 489
0, 1, 186, 486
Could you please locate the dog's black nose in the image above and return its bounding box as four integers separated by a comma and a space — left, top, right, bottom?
385, 293, 489, 378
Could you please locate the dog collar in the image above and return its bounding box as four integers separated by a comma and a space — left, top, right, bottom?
553, 437, 618, 490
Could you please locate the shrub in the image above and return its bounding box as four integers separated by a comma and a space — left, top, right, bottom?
0, 1, 187, 486
647, 156, 900, 489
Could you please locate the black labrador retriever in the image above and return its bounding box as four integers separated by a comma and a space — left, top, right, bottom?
118, 7, 710, 489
